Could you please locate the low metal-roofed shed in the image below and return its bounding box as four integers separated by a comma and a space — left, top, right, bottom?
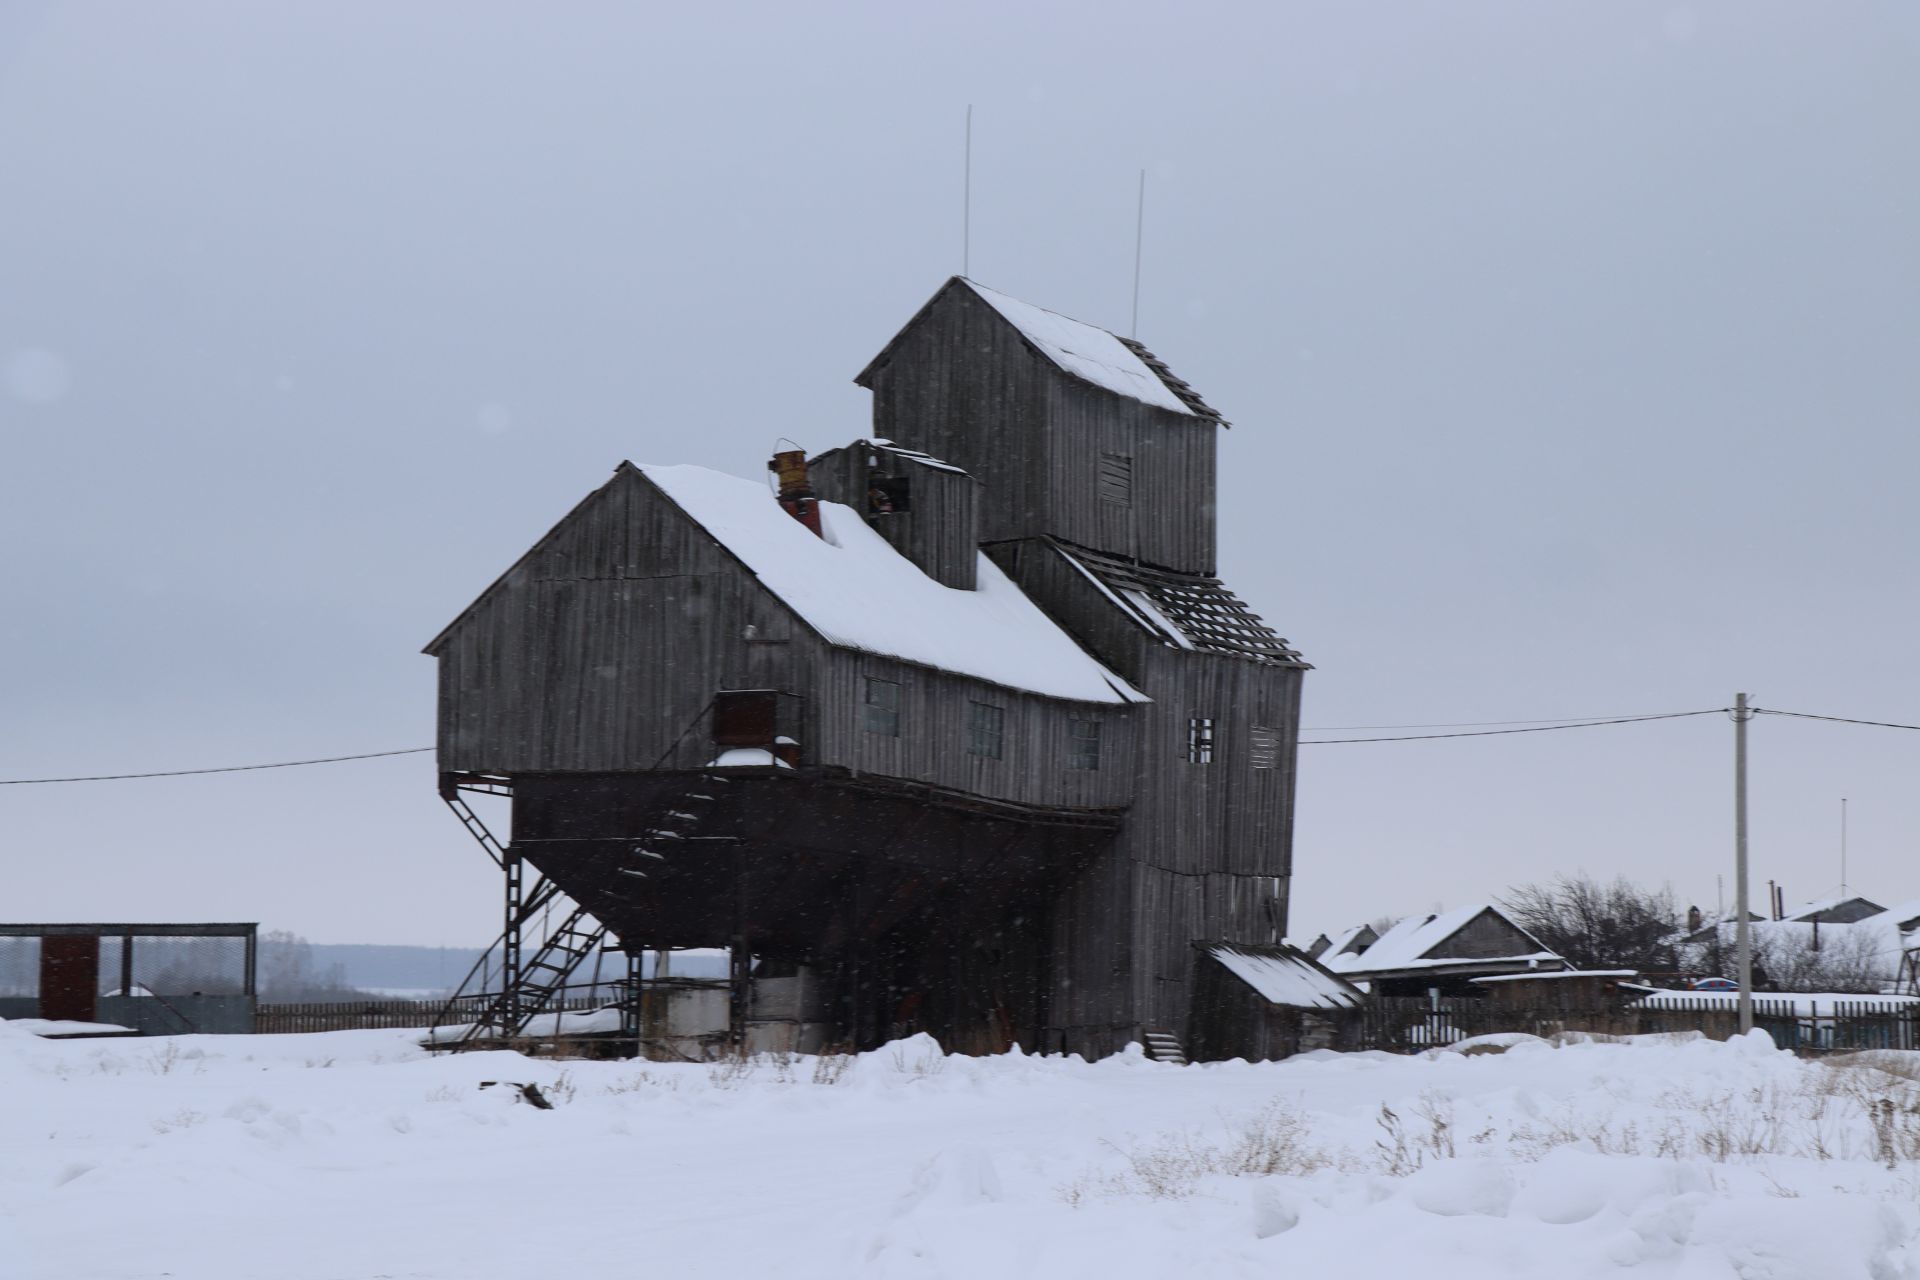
1188, 941, 1365, 1061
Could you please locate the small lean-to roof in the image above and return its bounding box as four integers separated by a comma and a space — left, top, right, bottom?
857, 278, 1226, 422
1472, 969, 1638, 985
1053, 542, 1308, 668
639, 464, 1148, 706
1202, 942, 1364, 1009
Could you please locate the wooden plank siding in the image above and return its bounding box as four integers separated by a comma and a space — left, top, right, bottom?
1042, 374, 1216, 574
859, 282, 1050, 549
988, 534, 1304, 1043
808, 442, 980, 591
812, 652, 1133, 811
432, 463, 1135, 810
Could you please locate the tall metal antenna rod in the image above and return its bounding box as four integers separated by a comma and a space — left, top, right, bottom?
1840, 796, 1848, 895
963, 105, 973, 278
1130, 169, 1146, 337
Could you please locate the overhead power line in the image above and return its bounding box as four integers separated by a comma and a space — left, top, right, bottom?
1300, 709, 1728, 744
1752, 708, 1920, 732
1302, 711, 1721, 732
3, 704, 1915, 783
0, 747, 434, 786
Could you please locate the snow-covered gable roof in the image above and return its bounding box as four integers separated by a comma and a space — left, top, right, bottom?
1203, 942, 1364, 1009
858, 278, 1225, 421
639, 464, 1148, 706
1320, 904, 1563, 977
959, 281, 1197, 416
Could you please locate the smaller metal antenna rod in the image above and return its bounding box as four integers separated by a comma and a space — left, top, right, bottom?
1841, 797, 1848, 895
1130, 169, 1146, 337
1733, 692, 1753, 1036
963, 105, 973, 278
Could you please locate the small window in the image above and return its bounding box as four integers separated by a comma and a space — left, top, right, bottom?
1249, 725, 1280, 770
968, 701, 1005, 759
1068, 719, 1101, 771
863, 678, 900, 736
1098, 452, 1133, 506
868, 473, 911, 516
1187, 716, 1215, 765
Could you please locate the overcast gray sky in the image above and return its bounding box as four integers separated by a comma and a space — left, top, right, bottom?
3, 2, 1917, 946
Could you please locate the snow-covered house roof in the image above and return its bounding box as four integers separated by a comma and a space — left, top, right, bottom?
857, 278, 1227, 422
1202, 942, 1364, 1009
1874, 898, 1920, 934
1785, 895, 1886, 925
639, 464, 1148, 706
1318, 904, 1565, 980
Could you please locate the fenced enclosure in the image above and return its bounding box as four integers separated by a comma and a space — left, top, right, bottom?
0, 923, 257, 1034
1357, 995, 1920, 1055
256, 993, 608, 1035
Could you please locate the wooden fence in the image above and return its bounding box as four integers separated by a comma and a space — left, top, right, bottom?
255, 995, 608, 1035
1357, 996, 1920, 1054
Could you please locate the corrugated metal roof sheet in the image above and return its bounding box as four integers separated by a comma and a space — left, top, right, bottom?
1203, 942, 1364, 1009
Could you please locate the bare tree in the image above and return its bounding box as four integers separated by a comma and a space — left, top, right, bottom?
1691, 924, 1891, 994
1498, 873, 1681, 972
258, 929, 365, 1000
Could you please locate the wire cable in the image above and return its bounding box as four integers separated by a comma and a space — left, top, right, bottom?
1752, 708, 1920, 732
1300, 709, 1728, 744
1302, 711, 1719, 732
22, 703, 1911, 781
0, 747, 435, 785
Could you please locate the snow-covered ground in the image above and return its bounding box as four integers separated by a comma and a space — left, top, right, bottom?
5, 1022, 1920, 1279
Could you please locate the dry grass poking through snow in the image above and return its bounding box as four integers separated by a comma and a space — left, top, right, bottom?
1063, 1044, 1920, 1204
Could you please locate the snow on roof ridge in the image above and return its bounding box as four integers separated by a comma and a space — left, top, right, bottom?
638, 463, 1148, 706
960, 279, 1197, 417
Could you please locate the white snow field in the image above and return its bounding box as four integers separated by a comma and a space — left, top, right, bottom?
5, 1023, 1920, 1279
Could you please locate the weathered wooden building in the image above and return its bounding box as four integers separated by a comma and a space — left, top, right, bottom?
425, 277, 1310, 1060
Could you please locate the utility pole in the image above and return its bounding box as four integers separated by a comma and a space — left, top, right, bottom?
1734, 692, 1753, 1035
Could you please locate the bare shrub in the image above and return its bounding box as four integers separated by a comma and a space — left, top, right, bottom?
1068, 1099, 1330, 1202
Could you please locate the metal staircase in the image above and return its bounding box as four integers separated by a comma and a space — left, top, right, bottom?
427, 771, 729, 1052
437, 906, 610, 1050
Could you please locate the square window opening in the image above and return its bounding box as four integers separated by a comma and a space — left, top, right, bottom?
1069, 719, 1101, 771
863, 677, 900, 736
1187, 716, 1215, 765
968, 701, 1005, 760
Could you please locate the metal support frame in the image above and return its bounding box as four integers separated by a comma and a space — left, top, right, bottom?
501, 849, 525, 1040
